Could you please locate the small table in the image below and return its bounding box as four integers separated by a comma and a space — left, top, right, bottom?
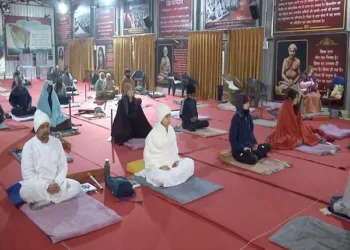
321, 96, 342, 118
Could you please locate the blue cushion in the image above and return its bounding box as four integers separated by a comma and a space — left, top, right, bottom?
7, 183, 25, 207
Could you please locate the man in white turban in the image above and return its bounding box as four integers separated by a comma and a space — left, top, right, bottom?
19, 110, 81, 210
136, 103, 194, 187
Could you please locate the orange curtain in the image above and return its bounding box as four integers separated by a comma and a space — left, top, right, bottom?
68, 39, 94, 81
113, 36, 133, 91
188, 31, 222, 99
228, 27, 264, 91
133, 34, 155, 90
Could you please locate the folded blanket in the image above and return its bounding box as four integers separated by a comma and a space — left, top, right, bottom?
319, 124, 350, 140
295, 143, 340, 156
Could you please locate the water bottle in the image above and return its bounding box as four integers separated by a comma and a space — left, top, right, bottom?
104, 159, 110, 184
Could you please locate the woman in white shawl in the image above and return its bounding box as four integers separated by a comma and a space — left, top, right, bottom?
136, 103, 194, 187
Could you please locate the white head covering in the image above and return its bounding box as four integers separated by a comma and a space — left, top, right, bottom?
33, 109, 50, 132
157, 103, 171, 123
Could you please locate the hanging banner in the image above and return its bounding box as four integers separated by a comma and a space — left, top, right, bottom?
274, 33, 348, 107
5, 16, 52, 59
0, 12, 5, 75
56, 13, 71, 43
156, 39, 188, 84
95, 7, 115, 39
95, 40, 113, 71
205, 0, 255, 30
74, 5, 92, 38
123, 0, 150, 35
275, 0, 347, 33
158, 0, 192, 38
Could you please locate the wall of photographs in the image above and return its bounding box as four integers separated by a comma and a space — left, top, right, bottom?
54, 0, 258, 73
273, 0, 348, 108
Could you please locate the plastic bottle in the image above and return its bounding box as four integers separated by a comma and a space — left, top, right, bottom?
104, 159, 110, 183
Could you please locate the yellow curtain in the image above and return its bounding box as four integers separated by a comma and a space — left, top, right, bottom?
227, 27, 264, 91
113, 36, 133, 91
133, 34, 155, 90
188, 31, 222, 99
68, 39, 94, 81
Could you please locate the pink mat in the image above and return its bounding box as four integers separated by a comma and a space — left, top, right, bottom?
20, 192, 122, 243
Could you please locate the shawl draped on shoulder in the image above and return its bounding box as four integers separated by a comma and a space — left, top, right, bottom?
144, 123, 180, 170
268, 99, 318, 150
37, 81, 68, 128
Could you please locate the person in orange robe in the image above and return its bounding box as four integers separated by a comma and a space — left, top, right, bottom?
268, 89, 319, 150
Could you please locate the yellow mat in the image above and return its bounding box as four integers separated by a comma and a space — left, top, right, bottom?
218, 150, 291, 175
175, 126, 227, 138
127, 159, 145, 174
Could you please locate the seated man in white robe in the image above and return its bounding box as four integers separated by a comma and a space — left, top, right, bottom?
136, 103, 194, 187
330, 173, 350, 219
19, 110, 81, 210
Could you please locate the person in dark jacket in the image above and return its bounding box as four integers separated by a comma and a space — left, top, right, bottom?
111, 83, 152, 145
9, 79, 36, 117
179, 83, 209, 131
229, 93, 271, 165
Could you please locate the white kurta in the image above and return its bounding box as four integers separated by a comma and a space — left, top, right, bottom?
19, 135, 81, 204
136, 123, 194, 187
334, 174, 350, 216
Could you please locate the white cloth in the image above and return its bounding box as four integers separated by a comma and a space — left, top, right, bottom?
136, 103, 194, 187
333, 175, 350, 217
19, 135, 81, 204
33, 109, 50, 132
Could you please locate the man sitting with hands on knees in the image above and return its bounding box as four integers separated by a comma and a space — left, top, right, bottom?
136, 103, 194, 187
229, 93, 271, 165
180, 83, 209, 131
19, 110, 81, 210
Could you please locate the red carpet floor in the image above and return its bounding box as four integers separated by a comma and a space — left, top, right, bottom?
0, 79, 349, 250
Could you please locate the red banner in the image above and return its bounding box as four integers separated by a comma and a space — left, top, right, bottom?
205, 0, 254, 30
158, 0, 192, 38
275, 0, 347, 33
95, 7, 115, 40
274, 33, 348, 107
56, 14, 71, 43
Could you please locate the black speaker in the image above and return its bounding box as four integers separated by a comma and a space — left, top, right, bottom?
249, 1, 260, 20
143, 16, 152, 29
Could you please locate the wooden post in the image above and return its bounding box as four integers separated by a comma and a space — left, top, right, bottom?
69, 98, 72, 121
110, 109, 113, 129
71, 88, 74, 102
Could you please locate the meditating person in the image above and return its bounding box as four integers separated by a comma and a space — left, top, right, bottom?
95, 72, 107, 100
13, 65, 31, 86
52, 65, 62, 84
105, 73, 117, 97
19, 110, 81, 210
47, 67, 54, 81
37, 80, 72, 131
62, 66, 76, 92
54, 76, 69, 105
298, 65, 322, 114
111, 83, 152, 145
268, 88, 319, 150
11, 73, 20, 89
180, 83, 209, 131
0, 104, 4, 124
136, 103, 194, 187
329, 175, 350, 220
121, 69, 135, 92
9, 78, 36, 117
229, 93, 271, 165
